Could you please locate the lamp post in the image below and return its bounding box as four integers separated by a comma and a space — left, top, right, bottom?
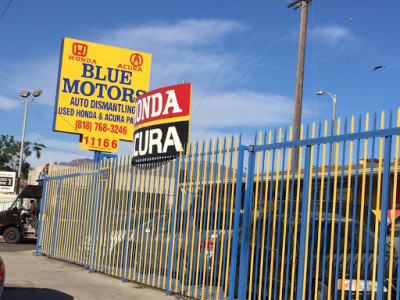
316, 90, 336, 167
316, 91, 336, 135
16, 89, 42, 193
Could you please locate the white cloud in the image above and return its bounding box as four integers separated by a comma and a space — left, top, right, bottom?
98, 19, 248, 49
0, 95, 19, 110
192, 90, 293, 129
97, 19, 248, 90
0, 58, 59, 108
311, 25, 353, 48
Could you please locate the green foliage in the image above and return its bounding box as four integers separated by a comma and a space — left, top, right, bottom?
0, 134, 46, 179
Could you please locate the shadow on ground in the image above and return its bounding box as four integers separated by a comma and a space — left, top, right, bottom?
2, 287, 73, 300
18, 239, 37, 244
0, 236, 36, 244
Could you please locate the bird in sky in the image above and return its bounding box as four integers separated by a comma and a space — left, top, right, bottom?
373, 65, 386, 70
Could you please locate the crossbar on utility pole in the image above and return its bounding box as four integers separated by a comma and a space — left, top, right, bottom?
287, 0, 304, 9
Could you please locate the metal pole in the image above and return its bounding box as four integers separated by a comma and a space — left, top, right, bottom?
316, 91, 336, 166
329, 93, 336, 167
329, 93, 336, 135
16, 99, 29, 193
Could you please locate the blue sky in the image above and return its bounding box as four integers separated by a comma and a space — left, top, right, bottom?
0, 0, 399, 167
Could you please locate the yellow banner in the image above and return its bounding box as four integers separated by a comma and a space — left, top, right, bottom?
53, 37, 152, 152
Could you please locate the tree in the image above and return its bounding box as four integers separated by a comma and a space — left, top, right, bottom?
0, 134, 46, 179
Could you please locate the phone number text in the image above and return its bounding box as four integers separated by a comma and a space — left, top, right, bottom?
75, 120, 128, 135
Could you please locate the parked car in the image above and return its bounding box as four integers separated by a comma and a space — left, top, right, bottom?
109, 210, 230, 280
210, 213, 399, 299
108, 209, 398, 299
0, 256, 5, 298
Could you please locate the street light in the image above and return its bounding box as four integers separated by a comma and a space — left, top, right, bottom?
316, 90, 336, 135
16, 89, 43, 193
316, 90, 336, 167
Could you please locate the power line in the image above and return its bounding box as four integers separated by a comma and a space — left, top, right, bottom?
192, 43, 235, 116
44, 146, 93, 158
192, 1, 268, 119
317, 1, 400, 38
0, 0, 13, 23
236, 15, 294, 90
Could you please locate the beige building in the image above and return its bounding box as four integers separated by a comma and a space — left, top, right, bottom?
28, 163, 72, 185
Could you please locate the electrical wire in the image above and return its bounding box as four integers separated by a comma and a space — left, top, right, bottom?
191, 4, 294, 142
236, 14, 294, 90
0, 0, 13, 23
318, 0, 400, 38
191, 39, 236, 116
44, 146, 93, 158
192, 0, 274, 118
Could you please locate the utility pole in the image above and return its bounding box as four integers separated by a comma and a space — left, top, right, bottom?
288, 0, 312, 169
288, 5, 313, 298
289, 0, 312, 141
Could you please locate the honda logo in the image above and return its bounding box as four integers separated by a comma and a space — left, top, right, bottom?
72, 43, 88, 57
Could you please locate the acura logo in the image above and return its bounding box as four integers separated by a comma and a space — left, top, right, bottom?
130, 53, 143, 66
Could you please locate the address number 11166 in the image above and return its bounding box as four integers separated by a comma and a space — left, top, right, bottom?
82, 136, 118, 149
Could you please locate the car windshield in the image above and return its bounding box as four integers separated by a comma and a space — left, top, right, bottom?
8, 197, 22, 210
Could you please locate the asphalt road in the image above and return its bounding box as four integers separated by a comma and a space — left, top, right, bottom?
0, 239, 172, 300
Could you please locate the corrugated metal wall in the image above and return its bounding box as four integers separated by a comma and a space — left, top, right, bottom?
0, 194, 17, 211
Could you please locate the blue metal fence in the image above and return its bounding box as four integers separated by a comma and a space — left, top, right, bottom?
37, 111, 400, 300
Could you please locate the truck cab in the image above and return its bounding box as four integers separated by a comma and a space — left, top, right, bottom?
0, 185, 42, 243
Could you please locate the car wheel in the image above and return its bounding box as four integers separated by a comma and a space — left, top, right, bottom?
3, 227, 21, 244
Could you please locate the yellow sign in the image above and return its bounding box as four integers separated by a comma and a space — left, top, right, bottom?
53, 37, 152, 152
